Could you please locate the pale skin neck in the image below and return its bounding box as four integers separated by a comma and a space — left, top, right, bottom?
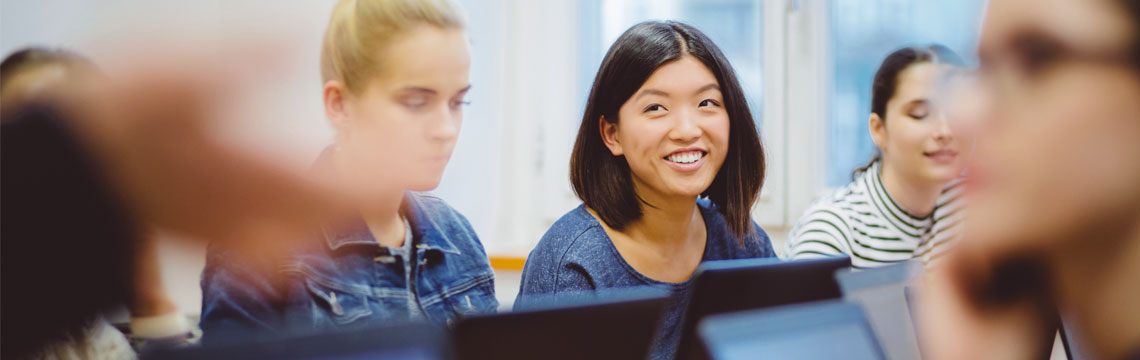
1050, 217, 1140, 359
879, 160, 944, 218
360, 195, 406, 248
333, 149, 406, 248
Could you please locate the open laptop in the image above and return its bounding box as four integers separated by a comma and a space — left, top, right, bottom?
698, 299, 885, 360
675, 256, 853, 360
451, 291, 669, 360
834, 260, 924, 360
144, 321, 450, 360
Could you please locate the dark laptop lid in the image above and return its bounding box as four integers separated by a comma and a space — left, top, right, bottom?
144, 322, 450, 360
452, 290, 669, 360
676, 256, 852, 359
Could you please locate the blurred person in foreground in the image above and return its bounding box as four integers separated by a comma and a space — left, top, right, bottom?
2, 47, 203, 359
919, 0, 1140, 359
1, 42, 345, 359
1, 48, 97, 112
1, 47, 137, 360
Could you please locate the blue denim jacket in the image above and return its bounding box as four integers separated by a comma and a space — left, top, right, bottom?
198, 192, 497, 344
515, 200, 776, 360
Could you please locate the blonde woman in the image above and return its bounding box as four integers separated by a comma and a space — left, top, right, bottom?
199, 0, 496, 342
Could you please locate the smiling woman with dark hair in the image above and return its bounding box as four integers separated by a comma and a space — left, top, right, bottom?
515, 20, 775, 360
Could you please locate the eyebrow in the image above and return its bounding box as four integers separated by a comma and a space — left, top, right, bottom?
903, 99, 930, 111
398, 84, 473, 96
399, 86, 438, 95
633, 89, 669, 101
632, 83, 720, 102
694, 83, 720, 94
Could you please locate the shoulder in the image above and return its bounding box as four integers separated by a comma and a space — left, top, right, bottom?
520, 205, 613, 284
517, 205, 612, 308
200, 240, 309, 296
199, 244, 303, 332
406, 192, 473, 229
699, 200, 777, 260
795, 200, 856, 231
405, 192, 485, 253
527, 205, 611, 268
201, 244, 282, 292
785, 185, 864, 259
792, 178, 867, 233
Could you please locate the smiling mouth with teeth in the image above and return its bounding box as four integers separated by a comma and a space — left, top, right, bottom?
665, 151, 706, 164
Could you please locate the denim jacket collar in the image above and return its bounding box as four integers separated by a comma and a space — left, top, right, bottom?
320, 192, 461, 256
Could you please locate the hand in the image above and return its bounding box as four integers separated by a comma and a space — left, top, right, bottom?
58, 43, 350, 251
915, 248, 1058, 360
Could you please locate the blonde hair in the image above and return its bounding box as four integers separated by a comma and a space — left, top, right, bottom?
320, 0, 465, 94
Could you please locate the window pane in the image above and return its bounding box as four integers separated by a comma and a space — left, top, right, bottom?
827, 0, 986, 186
582, 0, 764, 128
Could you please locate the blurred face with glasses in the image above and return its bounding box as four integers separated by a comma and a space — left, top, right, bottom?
923, 0, 1140, 359
959, 0, 1140, 256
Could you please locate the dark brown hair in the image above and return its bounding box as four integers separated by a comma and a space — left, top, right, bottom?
569, 20, 765, 239
1123, 0, 1140, 69
853, 44, 965, 178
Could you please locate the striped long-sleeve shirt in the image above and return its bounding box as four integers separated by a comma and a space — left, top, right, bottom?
785, 161, 964, 269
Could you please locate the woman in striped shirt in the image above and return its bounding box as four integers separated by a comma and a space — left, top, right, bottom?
786, 45, 967, 268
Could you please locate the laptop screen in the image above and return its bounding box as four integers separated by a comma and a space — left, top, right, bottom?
709, 321, 881, 360
699, 300, 885, 360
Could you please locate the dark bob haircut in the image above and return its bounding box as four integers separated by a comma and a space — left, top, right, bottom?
569, 20, 765, 239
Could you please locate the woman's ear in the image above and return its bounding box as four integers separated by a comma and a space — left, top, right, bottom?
323, 80, 350, 132
599, 116, 624, 156
869, 113, 887, 150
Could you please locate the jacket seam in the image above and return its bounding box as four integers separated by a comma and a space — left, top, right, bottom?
419, 272, 494, 307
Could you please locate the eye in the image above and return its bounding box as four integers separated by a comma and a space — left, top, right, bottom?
643, 104, 666, 113
907, 104, 930, 119
698, 99, 721, 108
402, 95, 429, 109
449, 98, 471, 110
1011, 32, 1063, 75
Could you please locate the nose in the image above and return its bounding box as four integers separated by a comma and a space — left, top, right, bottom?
933, 111, 954, 143
429, 104, 460, 142
669, 108, 702, 143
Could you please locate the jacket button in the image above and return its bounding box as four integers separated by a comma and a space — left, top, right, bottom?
330, 292, 345, 316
